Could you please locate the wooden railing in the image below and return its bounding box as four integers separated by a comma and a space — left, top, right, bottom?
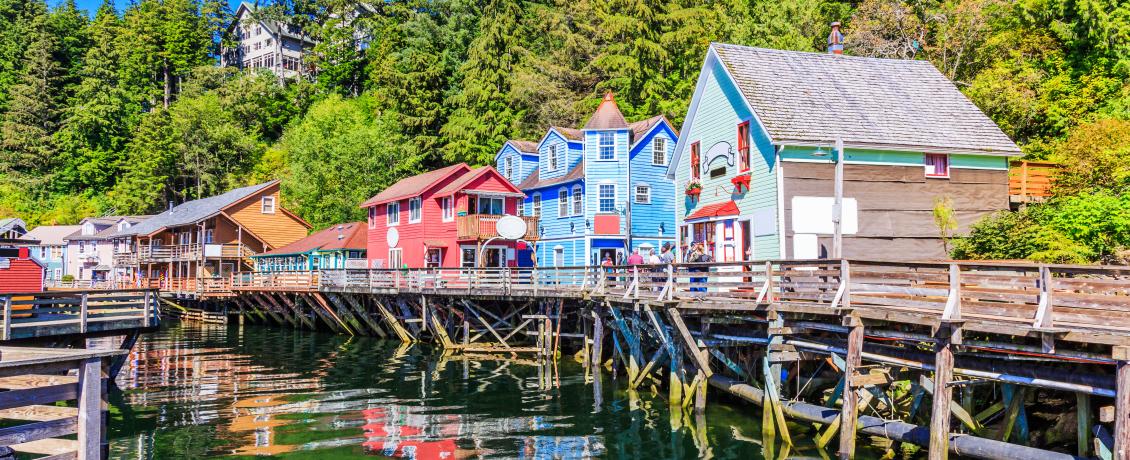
112, 251, 137, 265
138, 244, 201, 262
0, 289, 159, 340
0, 347, 122, 459
232, 271, 319, 290
1009, 160, 1060, 202
303, 259, 1130, 340
456, 214, 538, 241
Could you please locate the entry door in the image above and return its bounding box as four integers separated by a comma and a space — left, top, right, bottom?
483, 248, 505, 267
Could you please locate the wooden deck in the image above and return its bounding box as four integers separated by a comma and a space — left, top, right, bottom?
0, 346, 122, 460
1009, 160, 1060, 204
0, 289, 160, 341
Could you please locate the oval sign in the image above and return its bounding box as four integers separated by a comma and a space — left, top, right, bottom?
386, 227, 399, 248
496, 215, 527, 240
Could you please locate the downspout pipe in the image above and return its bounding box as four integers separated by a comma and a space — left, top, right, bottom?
710, 375, 1082, 460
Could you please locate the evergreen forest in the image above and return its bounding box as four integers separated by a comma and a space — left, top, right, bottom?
1, 0, 1129, 263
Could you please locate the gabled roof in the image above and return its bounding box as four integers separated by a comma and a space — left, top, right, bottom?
67, 216, 150, 241
121, 181, 281, 237
583, 93, 629, 130
22, 225, 80, 246
360, 164, 471, 208
517, 160, 585, 190
708, 43, 1021, 155
255, 222, 367, 257
628, 115, 678, 147
0, 218, 26, 236
434, 166, 524, 197
494, 139, 540, 161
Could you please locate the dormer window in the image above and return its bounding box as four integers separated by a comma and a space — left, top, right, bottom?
598, 132, 615, 160
261, 196, 276, 214
548, 145, 559, 171
82, 222, 94, 236
505, 157, 514, 179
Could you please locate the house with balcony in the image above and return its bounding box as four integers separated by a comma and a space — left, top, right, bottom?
253, 222, 367, 272
115, 180, 311, 291
21, 225, 80, 283
361, 164, 533, 269
64, 216, 149, 283
500, 93, 678, 267
668, 41, 1020, 261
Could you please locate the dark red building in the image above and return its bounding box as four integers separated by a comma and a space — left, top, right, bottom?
0, 247, 45, 293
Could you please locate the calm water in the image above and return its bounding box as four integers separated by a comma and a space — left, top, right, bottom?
106, 321, 844, 459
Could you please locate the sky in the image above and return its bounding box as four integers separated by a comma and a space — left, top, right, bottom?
62, 0, 244, 18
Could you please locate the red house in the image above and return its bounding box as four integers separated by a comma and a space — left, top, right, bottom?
0, 247, 45, 293
361, 164, 537, 268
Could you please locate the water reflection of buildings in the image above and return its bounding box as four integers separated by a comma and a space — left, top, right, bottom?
360, 405, 603, 459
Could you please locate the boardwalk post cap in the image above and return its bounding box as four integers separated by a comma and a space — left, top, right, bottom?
496, 215, 527, 240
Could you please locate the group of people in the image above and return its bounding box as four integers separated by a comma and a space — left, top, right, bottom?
597, 242, 713, 292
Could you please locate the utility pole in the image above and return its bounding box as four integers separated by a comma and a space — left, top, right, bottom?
832, 137, 844, 258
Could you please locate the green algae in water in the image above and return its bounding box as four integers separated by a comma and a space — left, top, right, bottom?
107, 321, 881, 459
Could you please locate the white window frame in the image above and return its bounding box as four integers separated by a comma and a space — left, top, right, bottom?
369, 207, 376, 229
204, 229, 214, 244
598, 132, 616, 160
408, 197, 422, 223
558, 188, 569, 217
572, 185, 583, 215
635, 184, 651, 204
652, 137, 666, 165
548, 145, 559, 171
388, 248, 403, 268
261, 196, 276, 214
532, 193, 541, 216
505, 157, 514, 179
553, 247, 564, 267
386, 202, 400, 226
441, 197, 454, 222
599, 184, 616, 213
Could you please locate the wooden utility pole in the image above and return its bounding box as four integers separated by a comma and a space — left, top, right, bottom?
833, 137, 844, 258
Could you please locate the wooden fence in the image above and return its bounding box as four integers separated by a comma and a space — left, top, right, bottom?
0, 289, 159, 340
1009, 160, 1060, 202
0, 347, 122, 460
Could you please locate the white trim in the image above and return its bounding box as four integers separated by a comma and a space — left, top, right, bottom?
441, 196, 454, 222
260, 196, 276, 214
596, 131, 617, 161
775, 140, 1021, 157
557, 188, 569, 218
388, 248, 403, 268
571, 185, 583, 216
775, 149, 787, 259
598, 183, 617, 213
651, 136, 667, 166
634, 184, 651, 204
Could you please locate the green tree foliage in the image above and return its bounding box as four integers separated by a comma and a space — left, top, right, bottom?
0, 6, 61, 180
279, 94, 420, 228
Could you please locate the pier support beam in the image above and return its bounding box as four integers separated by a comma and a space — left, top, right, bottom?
838, 312, 863, 460
929, 321, 962, 460
1114, 346, 1130, 460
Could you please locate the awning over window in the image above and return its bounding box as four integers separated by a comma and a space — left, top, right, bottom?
686, 201, 740, 221
423, 240, 448, 247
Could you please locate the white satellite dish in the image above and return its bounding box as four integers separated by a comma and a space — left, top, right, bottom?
496, 215, 527, 240
386, 227, 399, 248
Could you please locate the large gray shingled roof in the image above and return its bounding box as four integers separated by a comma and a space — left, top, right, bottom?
710, 43, 1021, 155
120, 181, 277, 237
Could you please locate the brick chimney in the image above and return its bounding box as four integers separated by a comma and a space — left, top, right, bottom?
828, 22, 844, 55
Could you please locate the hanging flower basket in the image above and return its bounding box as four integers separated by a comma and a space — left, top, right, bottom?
731, 174, 751, 192
685, 180, 702, 197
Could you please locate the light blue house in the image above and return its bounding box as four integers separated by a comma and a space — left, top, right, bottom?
21, 225, 80, 283
668, 42, 1020, 262
500, 93, 678, 267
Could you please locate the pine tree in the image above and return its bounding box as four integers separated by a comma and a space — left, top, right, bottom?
110, 109, 179, 213
0, 0, 44, 112
119, 0, 166, 109
0, 8, 61, 179
48, 0, 90, 101
440, 0, 525, 165
592, 0, 668, 117
162, 0, 210, 105
55, 0, 139, 192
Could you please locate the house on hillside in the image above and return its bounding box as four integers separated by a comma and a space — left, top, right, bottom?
221, 2, 318, 78
669, 41, 1021, 261
361, 164, 534, 269
22, 225, 80, 283
253, 222, 367, 271
498, 93, 678, 267
0, 247, 44, 294
64, 216, 149, 283
115, 180, 311, 285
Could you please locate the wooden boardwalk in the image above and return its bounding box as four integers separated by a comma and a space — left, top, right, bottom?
0, 289, 159, 341
218, 259, 1130, 460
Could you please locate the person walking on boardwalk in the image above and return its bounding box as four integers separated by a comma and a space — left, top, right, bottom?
688, 242, 712, 292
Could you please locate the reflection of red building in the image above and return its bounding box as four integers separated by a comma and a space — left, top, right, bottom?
361, 407, 464, 459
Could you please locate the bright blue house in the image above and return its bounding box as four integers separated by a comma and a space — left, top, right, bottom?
20, 224, 79, 283
499, 93, 678, 267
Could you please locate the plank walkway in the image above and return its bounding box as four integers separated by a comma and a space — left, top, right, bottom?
0, 289, 160, 341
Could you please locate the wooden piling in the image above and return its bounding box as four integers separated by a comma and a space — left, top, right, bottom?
1114, 346, 1130, 460
838, 313, 863, 459
929, 322, 961, 460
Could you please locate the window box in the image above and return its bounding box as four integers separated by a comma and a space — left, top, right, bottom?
731, 173, 751, 192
